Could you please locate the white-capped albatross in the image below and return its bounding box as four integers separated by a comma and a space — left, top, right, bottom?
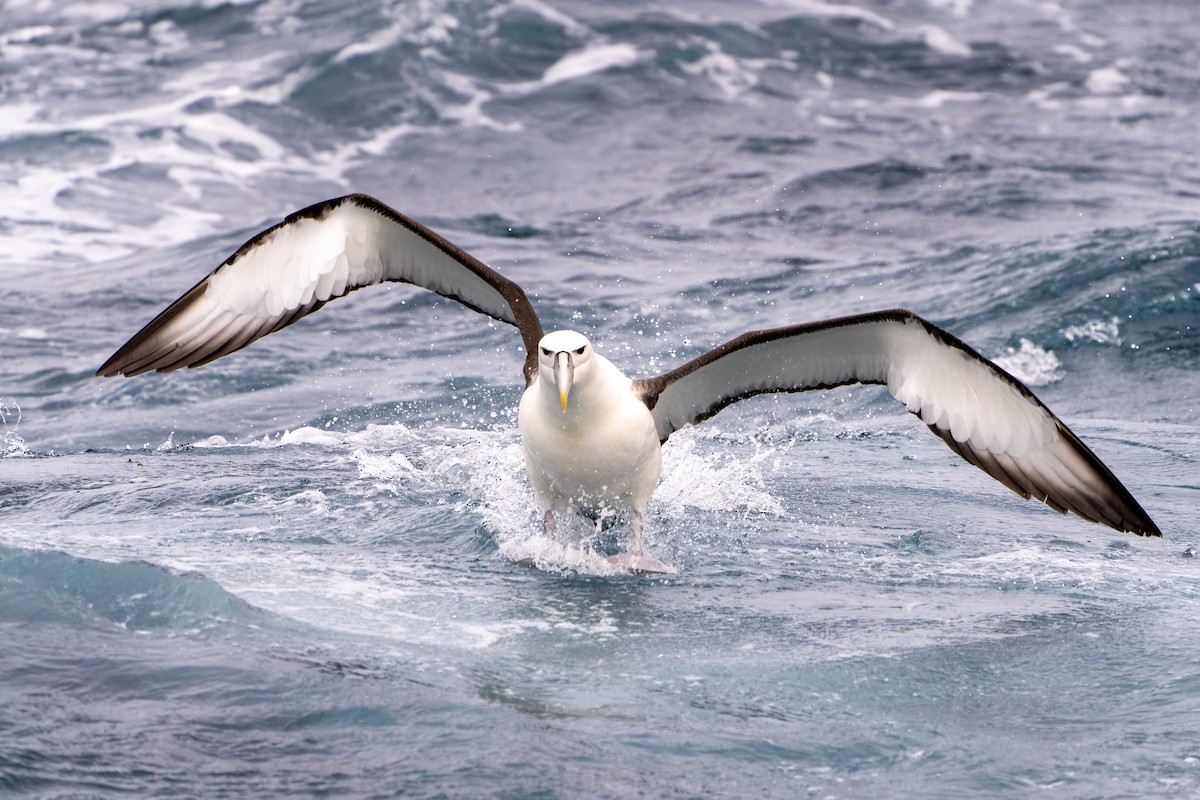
97, 194, 1160, 573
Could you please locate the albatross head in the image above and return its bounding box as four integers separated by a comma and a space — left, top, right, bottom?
537, 330, 594, 412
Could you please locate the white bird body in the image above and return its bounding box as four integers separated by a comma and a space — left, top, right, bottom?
518, 340, 662, 523
96, 194, 1161, 573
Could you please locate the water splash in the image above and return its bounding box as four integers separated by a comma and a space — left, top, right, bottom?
1061, 316, 1122, 346
1, 397, 30, 457
212, 421, 786, 575
992, 339, 1064, 386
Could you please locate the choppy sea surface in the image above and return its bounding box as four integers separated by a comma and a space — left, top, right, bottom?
2, 1, 1198, 797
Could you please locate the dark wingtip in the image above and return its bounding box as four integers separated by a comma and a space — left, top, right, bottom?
95, 357, 124, 378
1129, 516, 1162, 537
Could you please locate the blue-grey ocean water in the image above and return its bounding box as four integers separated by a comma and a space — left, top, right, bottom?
1, 1, 1198, 797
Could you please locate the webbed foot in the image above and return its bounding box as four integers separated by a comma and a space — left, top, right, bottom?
604, 552, 678, 575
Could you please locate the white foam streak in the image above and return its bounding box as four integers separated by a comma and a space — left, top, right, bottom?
542, 43, 642, 85
918, 25, 972, 57
1053, 44, 1094, 63
755, 0, 895, 31
679, 46, 763, 100
923, 0, 973, 17
0, 83, 315, 265
1085, 66, 1131, 96
4, 2, 132, 23
494, 0, 590, 38
436, 72, 523, 132
1061, 317, 1122, 346
912, 90, 985, 109
332, 21, 411, 64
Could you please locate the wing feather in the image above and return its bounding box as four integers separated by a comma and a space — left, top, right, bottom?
147, 310, 240, 374
633, 309, 1158, 536
97, 194, 544, 382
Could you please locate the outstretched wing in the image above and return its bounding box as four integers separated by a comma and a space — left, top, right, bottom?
633, 309, 1158, 536
96, 194, 544, 383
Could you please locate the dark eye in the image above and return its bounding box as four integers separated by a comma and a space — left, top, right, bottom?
574, 346, 586, 355
541, 347, 551, 356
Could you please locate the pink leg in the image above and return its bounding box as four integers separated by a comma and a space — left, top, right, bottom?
631, 510, 644, 557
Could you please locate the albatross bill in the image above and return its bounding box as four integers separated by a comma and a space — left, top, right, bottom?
96, 193, 1161, 571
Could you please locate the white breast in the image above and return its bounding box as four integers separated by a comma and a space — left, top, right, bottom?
517, 354, 661, 516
